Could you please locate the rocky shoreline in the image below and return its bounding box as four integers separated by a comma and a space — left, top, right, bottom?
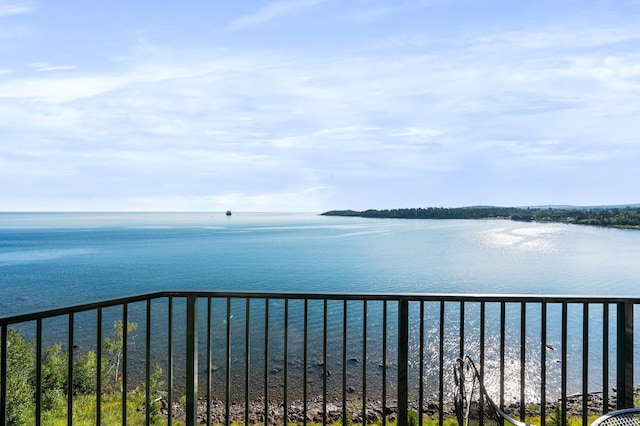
159, 390, 629, 424
162, 396, 419, 424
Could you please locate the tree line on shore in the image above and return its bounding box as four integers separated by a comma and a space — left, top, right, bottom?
321, 206, 640, 229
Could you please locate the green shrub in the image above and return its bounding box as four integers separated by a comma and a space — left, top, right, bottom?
408, 409, 419, 426
73, 349, 97, 396
41, 343, 67, 410
3, 328, 35, 425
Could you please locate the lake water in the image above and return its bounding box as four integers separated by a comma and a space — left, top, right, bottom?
2, 212, 639, 400
1, 212, 639, 317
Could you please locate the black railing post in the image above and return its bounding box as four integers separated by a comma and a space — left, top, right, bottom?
226, 297, 232, 426
520, 302, 526, 422
186, 295, 198, 425
617, 301, 634, 409
68, 313, 75, 426
540, 302, 547, 426
362, 300, 367, 426
398, 297, 409, 426
145, 299, 152, 426
35, 319, 42, 426
168, 297, 174, 426
582, 304, 589, 426
96, 308, 103, 425
603, 303, 610, 414
121, 304, 129, 426
561, 303, 568, 426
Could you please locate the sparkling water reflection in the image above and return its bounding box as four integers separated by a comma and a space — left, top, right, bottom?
2, 213, 640, 403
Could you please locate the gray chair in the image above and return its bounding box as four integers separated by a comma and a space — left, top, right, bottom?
591, 408, 640, 426
454, 355, 531, 426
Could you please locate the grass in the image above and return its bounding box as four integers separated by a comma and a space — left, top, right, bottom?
29, 391, 185, 426
26, 394, 627, 425
32, 406, 593, 426
28, 403, 604, 426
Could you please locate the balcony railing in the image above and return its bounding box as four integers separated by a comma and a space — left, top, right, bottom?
1, 291, 638, 425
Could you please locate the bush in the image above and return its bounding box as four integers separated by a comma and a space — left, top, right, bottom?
73, 350, 97, 396
41, 343, 67, 410
3, 328, 35, 425
408, 409, 419, 426
2, 320, 139, 424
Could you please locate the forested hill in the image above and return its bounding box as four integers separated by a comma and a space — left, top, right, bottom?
321, 206, 640, 229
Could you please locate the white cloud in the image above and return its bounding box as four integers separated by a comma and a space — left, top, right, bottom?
36, 65, 78, 72
0, 75, 127, 102
95, 186, 332, 212
472, 26, 640, 51
316, 126, 379, 136
229, 0, 325, 30
393, 128, 443, 139
373, 33, 431, 50
341, 6, 394, 23
0, 1, 33, 17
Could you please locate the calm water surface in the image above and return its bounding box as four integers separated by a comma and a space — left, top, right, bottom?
2, 212, 639, 400
1, 212, 639, 316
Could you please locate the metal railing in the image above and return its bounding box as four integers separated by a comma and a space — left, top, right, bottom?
1, 291, 638, 425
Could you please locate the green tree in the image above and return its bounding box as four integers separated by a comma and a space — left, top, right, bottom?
130, 364, 165, 424
2, 328, 35, 425
40, 342, 98, 410
41, 342, 67, 410
103, 319, 138, 386
73, 349, 97, 396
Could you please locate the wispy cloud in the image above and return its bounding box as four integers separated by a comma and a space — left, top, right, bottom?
316, 126, 379, 136
119, 185, 331, 212
472, 26, 640, 51
341, 6, 394, 23
393, 128, 443, 139
27, 62, 79, 72
229, 0, 325, 30
0, 75, 126, 102
0, 1, 33, 17
35, 65, 78, 72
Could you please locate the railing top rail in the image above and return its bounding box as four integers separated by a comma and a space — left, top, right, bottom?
0, 291, 169, 325
162, 290, 640, 304
2, 289, 639, 325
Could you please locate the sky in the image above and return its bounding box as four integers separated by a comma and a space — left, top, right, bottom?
1, 0, 639, 212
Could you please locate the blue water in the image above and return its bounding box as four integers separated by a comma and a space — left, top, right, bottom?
2, 212, 640, 400
2, 212, 640, 317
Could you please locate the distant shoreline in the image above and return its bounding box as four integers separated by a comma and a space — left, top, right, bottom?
321, 206, 640, 230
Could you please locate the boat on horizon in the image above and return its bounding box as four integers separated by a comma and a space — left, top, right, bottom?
226, 210, 232, 216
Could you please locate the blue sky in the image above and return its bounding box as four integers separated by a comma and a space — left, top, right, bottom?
1, 0, 639, 212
